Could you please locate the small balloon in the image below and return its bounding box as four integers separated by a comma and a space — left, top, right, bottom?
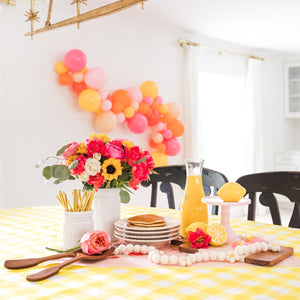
146, 109, 160, 126
72, 82, 86, 94
126, 86, 143, 103
155, 96, 163, 105
143, 96, 153, 106
151, 99, 160, 110
138, 103, 150, 114
158, 104, 169, 114
156, 143, 167, 153
64, 49, 87, 72
98, 88, 108, 100
151, 121, 166, 133
164, 138, 181, 156
167, 119, 185, 137
131, 101, 139, 111
151, 151, 168, 167
58, 73, 72, 85
112, 102, 124, 114
94, 111, 117, 133
111, 89, 131, 107
100, 99, 112, 111
78, 89, 101, 112
124, 107, 135, 119
149, 139, 157, 148
153, 133, 163, 144
162, 129, 173, 139
54, 62, 68, 74
140, 81, 159, 99
116, 112, 126, 123
72, 72, 84, 83
84, 67, 108, 90
127, 112, 148, 134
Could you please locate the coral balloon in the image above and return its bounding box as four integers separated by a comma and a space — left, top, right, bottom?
167, 119, 185, 137
72, 82, 86, 94
145, 109, 160, 126
84, 67, 108, 90
167, 102, 182, 119
64, 49, 87, 72
164, 138, 181, 156
138, 103, 150, 114
156, 143, 167, 153
100, 99, 112, 111
151, 99, 160, 110
94, 111, 117, 133
126, 86, 143, 103
54, 62, 68, 74
151, 151, 168, 167
72, 72, 84, 83
124, 107, 135, 118
149, 139, 157, 148
111, 89, 131, 107
78, 89, 101, 112
59, 73, 72, 85
143, 96, 153, 106
127, 112, 148, 134
140, 81, 159, 99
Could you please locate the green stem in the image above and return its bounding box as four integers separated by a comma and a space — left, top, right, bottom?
46, 245, 81, 253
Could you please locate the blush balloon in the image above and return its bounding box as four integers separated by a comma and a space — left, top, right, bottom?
64, 49, 87, 72
126, 86, 143, 103
84, 67, 108, 90
100, 99, 112, 111
164, 138, 181, 156
127, 112, 148, 134
94, 111, 117, 133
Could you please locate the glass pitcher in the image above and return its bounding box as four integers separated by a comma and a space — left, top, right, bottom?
180, 159, 208, 237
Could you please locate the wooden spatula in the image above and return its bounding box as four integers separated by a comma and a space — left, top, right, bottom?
26, 247, 115, 282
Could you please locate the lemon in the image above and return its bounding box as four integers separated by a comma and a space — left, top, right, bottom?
185, 222, 208, 235
207, 223, 228, 246
216, 182, 246, 202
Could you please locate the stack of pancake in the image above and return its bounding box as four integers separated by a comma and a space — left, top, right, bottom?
127, 214, 167, 228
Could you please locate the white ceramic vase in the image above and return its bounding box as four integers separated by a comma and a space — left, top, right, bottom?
62, 210, 94, 251
93, 188, 121, 240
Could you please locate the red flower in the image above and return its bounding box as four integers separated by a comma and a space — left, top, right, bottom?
71, 154, 86, 175
145, 152, 155, 169
125, 146, 143, 166
132, 162, 149, 181
129, 177, 141, 190
86, 139, 108, 157
88, 173, 105, 191
188, 228, 211, 249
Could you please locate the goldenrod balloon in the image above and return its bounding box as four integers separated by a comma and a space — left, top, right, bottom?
151, 151, 169, 167
140, 81, 159, 99
78, 89, 101, 112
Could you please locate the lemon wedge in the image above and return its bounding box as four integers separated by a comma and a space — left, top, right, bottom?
217, 182, 246, 202
185, 222, 208, 235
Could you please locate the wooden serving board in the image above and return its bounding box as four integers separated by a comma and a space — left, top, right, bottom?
245, 246, 294, 266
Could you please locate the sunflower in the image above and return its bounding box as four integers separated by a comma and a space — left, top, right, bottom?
101, 158, 122, 181
89, 133, 110, 143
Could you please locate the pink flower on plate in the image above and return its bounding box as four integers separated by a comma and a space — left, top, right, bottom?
106, 143, 125, 159
80, 231, 111, 255
63, 142, 79, 158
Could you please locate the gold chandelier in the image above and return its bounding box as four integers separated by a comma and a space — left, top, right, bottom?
25, 0, 148, 39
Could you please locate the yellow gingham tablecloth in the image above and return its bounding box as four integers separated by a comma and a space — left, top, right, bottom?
0, 205, 300, 300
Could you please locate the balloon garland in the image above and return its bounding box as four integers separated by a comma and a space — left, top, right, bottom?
54, 49, 185, 166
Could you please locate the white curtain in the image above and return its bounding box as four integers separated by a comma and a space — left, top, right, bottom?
245, 58, 264, 173
182, 46, 203, 160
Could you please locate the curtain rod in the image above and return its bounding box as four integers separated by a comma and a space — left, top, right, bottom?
177, 38, 264, 61
0, 0, 16, 5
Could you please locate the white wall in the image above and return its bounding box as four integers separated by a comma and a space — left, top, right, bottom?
0, 4, 298, 209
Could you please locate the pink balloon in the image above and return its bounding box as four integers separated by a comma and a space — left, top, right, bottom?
94, 111, 117, 133
153, 121, 166, 132
126, 87, 143, 103
143, 96, 153, 106
100, 99, 112, 111
64, 49, 87, 72
127, 112, 148, 134
116, 112, 126, 123
84, 67, 108, 90
98, 88, 108, 100
164, 138, 181, 156
155, 96, 163, 105
162, 129, 173, 139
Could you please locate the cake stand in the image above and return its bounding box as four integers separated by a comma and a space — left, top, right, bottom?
202, 196, 251, 244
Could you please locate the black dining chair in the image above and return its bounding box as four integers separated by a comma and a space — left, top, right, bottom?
141, 165, 228, 214
236, 171, 300, 228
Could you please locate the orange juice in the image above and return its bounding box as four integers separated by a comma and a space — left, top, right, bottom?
180, 174, 208, 237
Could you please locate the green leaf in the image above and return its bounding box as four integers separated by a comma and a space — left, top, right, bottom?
120, 190, 130, 203
151, 169, 159, 175
42, 166, 51, 180
136, 157, 147, 164
68, 175, 76, 180
56, 144, 68, 156
69, 160, 79, 170
53, 179, 63, 184
36, 157, 50, 168
53, 165, 70, 181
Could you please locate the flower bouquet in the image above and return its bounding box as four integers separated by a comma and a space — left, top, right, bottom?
37, 133, 155, 203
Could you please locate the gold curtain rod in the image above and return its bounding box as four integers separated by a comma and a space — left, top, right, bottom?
0, 0, 16, 5
177, 38, 264, 61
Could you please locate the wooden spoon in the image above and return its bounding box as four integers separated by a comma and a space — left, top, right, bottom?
4, 249, 81, 269
26, 247, 115, 282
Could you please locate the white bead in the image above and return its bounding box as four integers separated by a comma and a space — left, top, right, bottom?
242, 245, 249, 256
239, 256, 245, 262
160, 255, 169, 265
271, 245, 278, 252
209, 251, 217, 261
195, 253, 202, 262
261, 242, 268, 252
113, 247, 119, 255
126, 244, 134, 253
178, 257, 186, 267
159, 250, 165, 255
133, 244, 141, 253
254, 242, 262, 252
268, 243, 273, 251
234, 245, 243, 256
140, 245, 148, 254
202, 252, 209, 261
186, 255, 192, 266
148, 246, 156, 253
217, 252, 226, 261
187, 254, 196, 264
119, 244, 127, 254
152, 253, 161, 264
169, 255, 178, 265
234, 254, 240, 261
249, 244, 256, 254
229, 257, 235, 263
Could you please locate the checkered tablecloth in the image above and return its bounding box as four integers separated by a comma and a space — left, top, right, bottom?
1, 205, 300, 300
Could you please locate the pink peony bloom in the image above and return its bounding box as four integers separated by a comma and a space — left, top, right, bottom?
80, 231, 111, 255
71, 154, 86, 175
106, 143, 125, 159
125, 146, 143, 166
63, 142, 80, 158
132, 162, 150, 181
86, 139, 108, 157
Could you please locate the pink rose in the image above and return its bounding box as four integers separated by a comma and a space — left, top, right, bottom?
80, 231, 111, 255
106, 144, 125, 159
63, 142, 79, 157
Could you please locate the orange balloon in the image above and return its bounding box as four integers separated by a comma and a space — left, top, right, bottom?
81, 67, 88, 75
94, 111, 117, 133
124, 107, 135, 118
151, 99, 160, 110
167, 119, 185, 137
138, 103, 150, 114
140, 81, 159, 99
58, 73, 72, 85
160, 112, 173, 124
158, 104, 169, 114
72, 82, 86, 94
54, 62, 68, 74
156, 143, 167, 153
111, 89, 131, 107
151, 151, 168, 167
94, 106, 103, 114
112, 102, 124, 114
78, 89, 101, 112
